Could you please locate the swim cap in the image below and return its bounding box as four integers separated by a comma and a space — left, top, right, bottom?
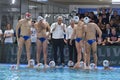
80, 61, 84, 68
68, 60, 74, 67
103, 60, 109, 67
83, 17, 90, 24
73, 16, 79, 23
37, 16, 44, 22
49, 61, 56, 68
37, 63, 44, 69
10, 65, 17, 70
89, 63, 96, 70
25, 12, 31, 19
29, 59, 35, 66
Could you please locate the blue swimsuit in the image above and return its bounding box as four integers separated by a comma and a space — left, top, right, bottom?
87, 39, 96, 45
21, 36, 30, 41
37, 37, 46, 43
75, 38, 82, 43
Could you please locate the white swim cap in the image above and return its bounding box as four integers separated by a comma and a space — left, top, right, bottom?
37, 63, 44, 69
29, 59, 35, 66
68, 61, 74, 67
37, 16, 44, 22
83, 17, 90, 24
103, 60, 109, 67
89, 63, 96, 70
73, 16, 79, 23
80, 61, 84, 68
49, 61, 56, 68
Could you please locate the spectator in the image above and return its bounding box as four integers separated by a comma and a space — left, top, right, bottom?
104, 24, 111, 36
109, 19, 118, 28
97, 7, 112, 25
100, 24, 112, 45
4, 23, 14, 44
88, 12, 98, 24
107, 27, 119, 45
109, 19, 119, 33
114, 15, 120, 32
97, 15, 106, 32
84, 11, 89, 17
111, 10, 120, 20
30, 21, 37, 44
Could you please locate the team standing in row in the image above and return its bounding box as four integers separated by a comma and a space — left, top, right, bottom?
15, 12, 102, 69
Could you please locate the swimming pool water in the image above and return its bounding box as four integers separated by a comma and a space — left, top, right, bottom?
0, 64, 120, 80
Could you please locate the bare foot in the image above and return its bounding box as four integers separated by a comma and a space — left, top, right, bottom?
73, 62, 80, 69
16, 64, 19, 70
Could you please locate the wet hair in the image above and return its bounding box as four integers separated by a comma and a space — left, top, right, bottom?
32, 20, 36, 23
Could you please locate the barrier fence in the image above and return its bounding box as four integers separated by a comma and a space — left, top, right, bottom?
0, 43, 120, 66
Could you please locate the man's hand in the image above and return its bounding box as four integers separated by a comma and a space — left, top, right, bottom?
98, 38, 102, 45
69, 40, 72, 45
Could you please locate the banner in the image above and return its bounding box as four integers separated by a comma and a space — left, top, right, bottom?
0, 44, 120, 66
97, 46, 120, 66
78, 8, 120, 15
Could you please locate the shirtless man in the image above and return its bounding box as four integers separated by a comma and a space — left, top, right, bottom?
84, 17, 102, 68
16, 12, 32, 68
70, 17, 85, 69
34, 16, 50, 67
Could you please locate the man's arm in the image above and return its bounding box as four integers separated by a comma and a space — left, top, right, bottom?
95, 23, 102, 38
70, 27, 76, 45
16, 20, 21, 41
97, 8, 101, 14
0, 30, 3, 37
107, 37, 113, 44
62, 23, 66, 32
95, 23, 102, 44
50, 23, 56, 33
108, 7, 112, 14
46, 22, 51, 38
65, 27, 69, 40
